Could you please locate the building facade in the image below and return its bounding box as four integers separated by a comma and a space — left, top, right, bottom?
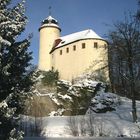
38, 15, 108, 81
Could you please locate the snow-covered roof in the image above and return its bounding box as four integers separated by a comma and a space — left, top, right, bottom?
55, 29, 105, 49
39, 15, 61, 31
46, 16, 58, 22
42, 15, 58, 24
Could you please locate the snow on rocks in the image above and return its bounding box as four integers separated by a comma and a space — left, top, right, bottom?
48, 109, 65, 117
58, 93, 72, 101
73, 79, 98, 88
21, 78, 140, 138
35, 78, 100, 116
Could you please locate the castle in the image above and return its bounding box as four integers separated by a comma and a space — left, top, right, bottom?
38, 15, 108, 81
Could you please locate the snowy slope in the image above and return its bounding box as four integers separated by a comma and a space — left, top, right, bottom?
41, 96, 140, 138
22, 93, 140, 138
22, 78, 140, 138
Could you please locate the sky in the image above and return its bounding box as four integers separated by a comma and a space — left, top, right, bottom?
13, 0, 138, 65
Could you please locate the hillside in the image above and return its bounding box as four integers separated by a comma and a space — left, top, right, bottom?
21, 76, 140, 138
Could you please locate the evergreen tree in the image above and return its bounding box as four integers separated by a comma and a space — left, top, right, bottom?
0, 0, 33, 139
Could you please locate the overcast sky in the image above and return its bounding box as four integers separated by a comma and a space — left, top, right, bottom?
15, 0, 138, 65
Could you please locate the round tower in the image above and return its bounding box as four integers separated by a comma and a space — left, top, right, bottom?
38, 15, 61, 71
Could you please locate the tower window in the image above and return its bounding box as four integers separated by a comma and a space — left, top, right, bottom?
82, 43, 86, 49
66, 47, 69, 53
73, 45, 76, 51
104, 44, 107, 49
60, 50, 62, 55
94, 42, 98, 48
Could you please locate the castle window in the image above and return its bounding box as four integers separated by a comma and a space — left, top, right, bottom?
94, 42, 98, 48
60, 50, 62, 55
104, 44, 107, 49
73, 45, 76, 51
82, 43, 86, 49
66, 47, 69, 53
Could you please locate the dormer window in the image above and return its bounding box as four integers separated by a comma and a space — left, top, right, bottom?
61, 41, 65, 44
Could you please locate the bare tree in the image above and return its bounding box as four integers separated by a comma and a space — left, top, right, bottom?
136, 0, 140, 20
87, 113, 95, 136
67, 116, 79, 136
108, 15, 140, 122
79, 116, 87, 136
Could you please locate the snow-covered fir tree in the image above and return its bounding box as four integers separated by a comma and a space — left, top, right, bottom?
0, 0, 34, 139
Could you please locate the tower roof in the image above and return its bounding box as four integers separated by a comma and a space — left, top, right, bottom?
40, 15, 61, 31
42, 15, 58, 25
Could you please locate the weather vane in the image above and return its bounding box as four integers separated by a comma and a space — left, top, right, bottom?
49, 6, 52, 16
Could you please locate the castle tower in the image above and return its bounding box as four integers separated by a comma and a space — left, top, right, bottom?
38, 15, 61, 71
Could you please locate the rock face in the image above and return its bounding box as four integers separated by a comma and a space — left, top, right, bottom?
26, 78, 101, 116
26, 75, 120, 117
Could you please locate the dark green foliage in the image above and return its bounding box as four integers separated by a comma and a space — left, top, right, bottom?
0, 105, 14, 139
56, 80, 98, 116
70, 85, 100, 115
0, 40, 33, 102
74, 88, 92, 115
0, 0, 34, 139
41, 70, 59, 86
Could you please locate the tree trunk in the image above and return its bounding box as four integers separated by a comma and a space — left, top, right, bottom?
128, 50, 137, 122
131, 76, 137, 122
132, 97, 137, 122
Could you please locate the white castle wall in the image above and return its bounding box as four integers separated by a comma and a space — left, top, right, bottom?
38, 25, 60, 71
51, 39, 108, 81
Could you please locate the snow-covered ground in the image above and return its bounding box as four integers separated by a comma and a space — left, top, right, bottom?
22, 93, 140, 138
24, 137, 140, 140
21, 78, 140, 139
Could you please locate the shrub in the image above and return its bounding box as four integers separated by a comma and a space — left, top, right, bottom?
41, 70, 59, 86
